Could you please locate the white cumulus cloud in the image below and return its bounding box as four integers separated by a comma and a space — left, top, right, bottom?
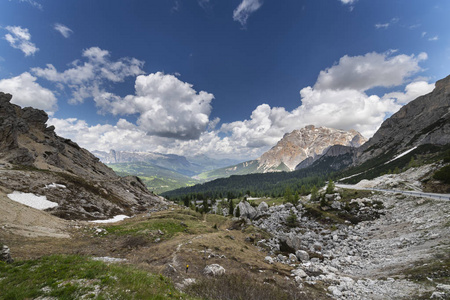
4, 26, 39, 56
95, 72, 215, 140
233, 0, 263, 26
382, 81, 435, 104
32, 47, 145, 103
0, 72, 57, 113
314, 51, 427, 91
54, 23, 73, 38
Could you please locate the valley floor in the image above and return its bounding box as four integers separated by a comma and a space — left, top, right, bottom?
1, 165, 449, 299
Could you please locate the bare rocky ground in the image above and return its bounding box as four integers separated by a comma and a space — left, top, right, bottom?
253, 165, 450, 299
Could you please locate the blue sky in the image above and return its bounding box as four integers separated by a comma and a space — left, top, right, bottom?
0, 0, 449, 160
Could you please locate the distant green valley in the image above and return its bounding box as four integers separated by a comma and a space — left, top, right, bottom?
108, 162, 200, 194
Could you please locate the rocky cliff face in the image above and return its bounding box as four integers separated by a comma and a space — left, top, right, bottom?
357, 75, 450, 164
0, 92, 166, 220
258, 125, 366, 172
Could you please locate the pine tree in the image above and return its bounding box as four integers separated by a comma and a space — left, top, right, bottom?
311, 185, 319, 201
286, 209, 297, 227
326, 180, 335, 194
284, 187, 293, 203
293, 191, 300, 205
228, 199, 234, 216
235, 205, 241, 218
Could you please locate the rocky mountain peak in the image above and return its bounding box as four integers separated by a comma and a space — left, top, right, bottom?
258, 125, 366, 171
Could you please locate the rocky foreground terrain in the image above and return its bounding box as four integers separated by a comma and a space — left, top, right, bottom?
246, 164, 449, 299
1, 163, 449, 299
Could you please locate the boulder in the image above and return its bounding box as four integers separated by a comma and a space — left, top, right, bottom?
295, 250, 309, 262
331, 201, 342, 210
264, 256, 274, 264
203, 264, 225, 276
286, 233, 302, 251
292, 268, 307, 278
289, 253, 298, 262
1, 245, 13, 263
257, 201, 269, 212
235, 200, 258, 219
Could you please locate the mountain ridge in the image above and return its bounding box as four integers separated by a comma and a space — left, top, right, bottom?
0, 92, 166, 220
258, 125, 366, 172
197, 126, 365, 181
356, 74, 450, 164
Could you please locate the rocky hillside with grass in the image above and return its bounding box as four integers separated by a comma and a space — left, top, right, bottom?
0, 92, 166, 220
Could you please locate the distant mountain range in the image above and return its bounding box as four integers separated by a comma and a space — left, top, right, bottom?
197, 126, 366, 181
91, 149, 242, 193
163, 74, 450, 198
96, 75, 450, 195
93, 126, 366, 191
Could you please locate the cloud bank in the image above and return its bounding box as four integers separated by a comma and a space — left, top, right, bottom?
44, 50, 433, 160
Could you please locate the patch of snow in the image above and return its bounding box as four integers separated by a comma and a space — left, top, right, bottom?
338, 172, 364, 182
7, 191, 58, 210
385, 147, 417, 164
45, 183, 66, 189
89, 215, 129, 224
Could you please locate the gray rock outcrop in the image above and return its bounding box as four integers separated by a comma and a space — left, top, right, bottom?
235, 200, 258, 219
203, 264, 225, 276
257, 201, 269, 213
1, 245, 13, 263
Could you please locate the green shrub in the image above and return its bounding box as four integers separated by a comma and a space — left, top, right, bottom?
310, 186, 319, 201
326, 180, 335, 194
286, 209, 298, 227
434, 165, 450, 184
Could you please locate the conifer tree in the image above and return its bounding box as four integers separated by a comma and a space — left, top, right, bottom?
228, 199, 234, 216
235, 205, 241, 218
311, 185, 319, 201
326, 180, 335, 194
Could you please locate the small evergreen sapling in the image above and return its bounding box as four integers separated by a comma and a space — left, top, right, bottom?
310, 185, 319, 201
286, 209, 297, 227
326, 180, 335, 194
235, 205, 241, 218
